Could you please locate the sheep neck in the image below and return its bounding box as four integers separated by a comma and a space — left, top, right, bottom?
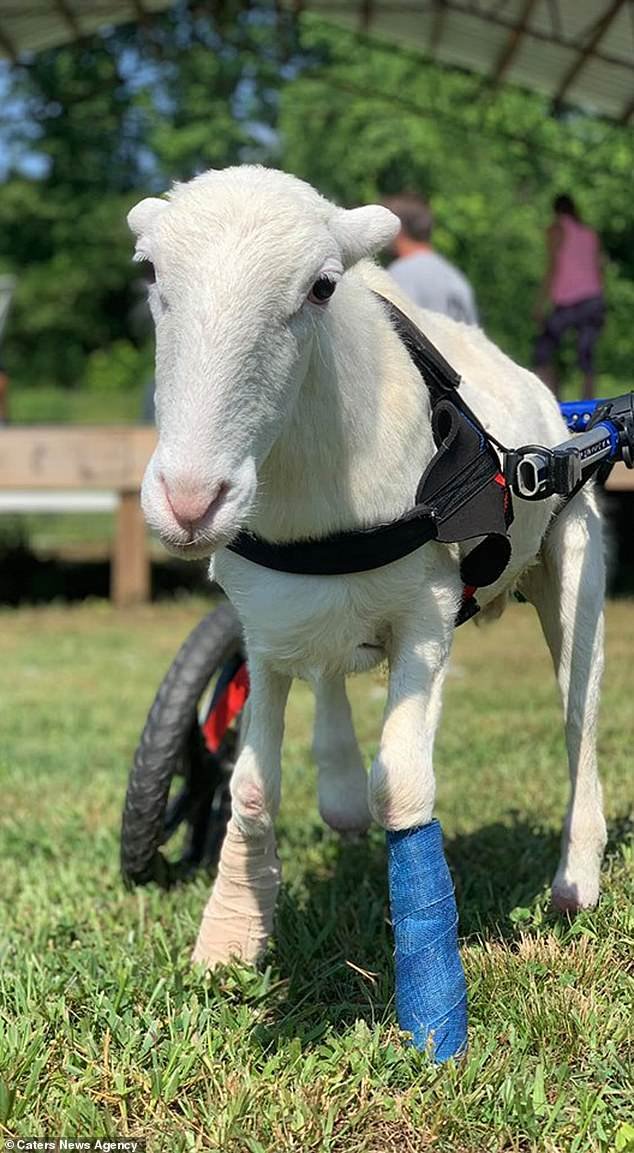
253, 275, 435, 544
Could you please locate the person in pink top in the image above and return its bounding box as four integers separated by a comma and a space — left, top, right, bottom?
534, 194, 604, 400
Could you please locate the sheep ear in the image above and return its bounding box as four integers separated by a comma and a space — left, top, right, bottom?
127, 197, 167, 237
331, 205, 400, 267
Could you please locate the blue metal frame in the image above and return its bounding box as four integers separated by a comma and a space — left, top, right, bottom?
503, 398, 625, 500
559, 399, 600, 432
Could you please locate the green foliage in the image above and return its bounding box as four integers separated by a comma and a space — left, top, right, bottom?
84, 338, 152, 394
0, 8, 632, 394
0, 3, 298, 389
280, 19, 633, 373
0, 24, 155, 387
0, 181, 145, 387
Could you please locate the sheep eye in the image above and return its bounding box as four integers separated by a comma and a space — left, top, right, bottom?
134, 253, 156, 285
308, 275, 336, 304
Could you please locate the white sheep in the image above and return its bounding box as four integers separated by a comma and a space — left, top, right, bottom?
128, 166, 607, 1058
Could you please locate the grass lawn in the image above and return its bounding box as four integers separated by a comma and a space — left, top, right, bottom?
0, 597, 632, 1152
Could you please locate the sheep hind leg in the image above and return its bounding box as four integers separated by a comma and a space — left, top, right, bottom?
520, 494, 607, 911
312, 675, 372, 835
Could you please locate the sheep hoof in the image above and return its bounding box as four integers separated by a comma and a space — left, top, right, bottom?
319, 789, 372, 836
191, 818, 280, 968
551, 872, 600, 913
191, 920, 269, 969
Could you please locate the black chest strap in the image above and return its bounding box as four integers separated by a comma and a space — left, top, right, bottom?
227, 295, 513, 588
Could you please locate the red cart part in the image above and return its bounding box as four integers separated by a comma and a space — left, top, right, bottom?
202, 662, 250, 753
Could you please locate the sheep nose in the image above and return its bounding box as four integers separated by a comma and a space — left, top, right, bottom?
161, 475, 228, 530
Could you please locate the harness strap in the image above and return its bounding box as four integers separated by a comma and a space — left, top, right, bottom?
384, 296, 507, 453
228, 505, 437, 576
380, 297, 461, 400
227, 293, 513, 595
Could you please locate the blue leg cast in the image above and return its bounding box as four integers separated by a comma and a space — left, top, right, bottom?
387, 819, 467, 1062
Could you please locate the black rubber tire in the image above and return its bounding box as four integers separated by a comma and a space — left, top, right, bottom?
121, 601, 244, 888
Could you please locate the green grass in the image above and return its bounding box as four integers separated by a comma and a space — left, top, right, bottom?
9, 384, 146, 425
0, 598, 632, 1152
8, 375, 632, 427
0, 512, 117, 557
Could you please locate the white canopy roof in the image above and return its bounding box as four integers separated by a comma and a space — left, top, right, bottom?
0, 0, 632, 122
0, 0, 172, 58
295, 0, 633, 122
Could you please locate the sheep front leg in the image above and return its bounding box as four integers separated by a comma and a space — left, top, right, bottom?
369, 620, 467, 1062
192, 658, 290, 968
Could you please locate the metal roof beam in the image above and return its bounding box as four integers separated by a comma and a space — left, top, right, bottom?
429, 0, 447, 55
491, 0, 538, 84
130, 0, 149, 21
360, 0, 374, 32
544, 0, 563, 40
52, 0, 82, 41
424, 0, 629, 71
0, 21, 18, 62
554, 0, 628, 105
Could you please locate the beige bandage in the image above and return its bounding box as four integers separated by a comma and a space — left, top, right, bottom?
191, 819, 280, 967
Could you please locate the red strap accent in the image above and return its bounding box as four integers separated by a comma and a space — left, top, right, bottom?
463, 584, 477, 600
494, 470, 511, 516
202, 663, 250, 753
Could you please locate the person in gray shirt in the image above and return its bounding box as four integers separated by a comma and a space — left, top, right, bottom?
383, 193, 479, 325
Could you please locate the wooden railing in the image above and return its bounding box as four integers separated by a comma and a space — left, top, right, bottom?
605, 463, 634, 492
0, 426, 157, 606
0, 425, 630, 606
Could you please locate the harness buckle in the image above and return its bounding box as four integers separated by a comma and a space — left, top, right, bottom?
504, 445, 581, 500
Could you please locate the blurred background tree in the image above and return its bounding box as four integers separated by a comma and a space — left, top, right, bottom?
280, 20, 633, 379
0, 5, 631, 402
0, 2, 300, 394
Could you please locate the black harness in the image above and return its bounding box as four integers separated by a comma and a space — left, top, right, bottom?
228, 295, 514, 623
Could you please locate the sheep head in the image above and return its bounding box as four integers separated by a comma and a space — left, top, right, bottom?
128, 166, 398, 557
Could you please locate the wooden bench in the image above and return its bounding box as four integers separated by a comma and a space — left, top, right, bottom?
0, 426, 157, 606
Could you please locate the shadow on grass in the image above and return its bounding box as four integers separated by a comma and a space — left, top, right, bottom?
255, 812, 631, 1046
0, 539, 209, 604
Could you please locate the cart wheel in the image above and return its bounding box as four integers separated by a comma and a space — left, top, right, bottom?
121, 601, 247, 888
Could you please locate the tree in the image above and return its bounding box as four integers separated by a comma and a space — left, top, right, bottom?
0, 9, 631, 391
0, 2, 297, 388
279, 19, 633, 377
